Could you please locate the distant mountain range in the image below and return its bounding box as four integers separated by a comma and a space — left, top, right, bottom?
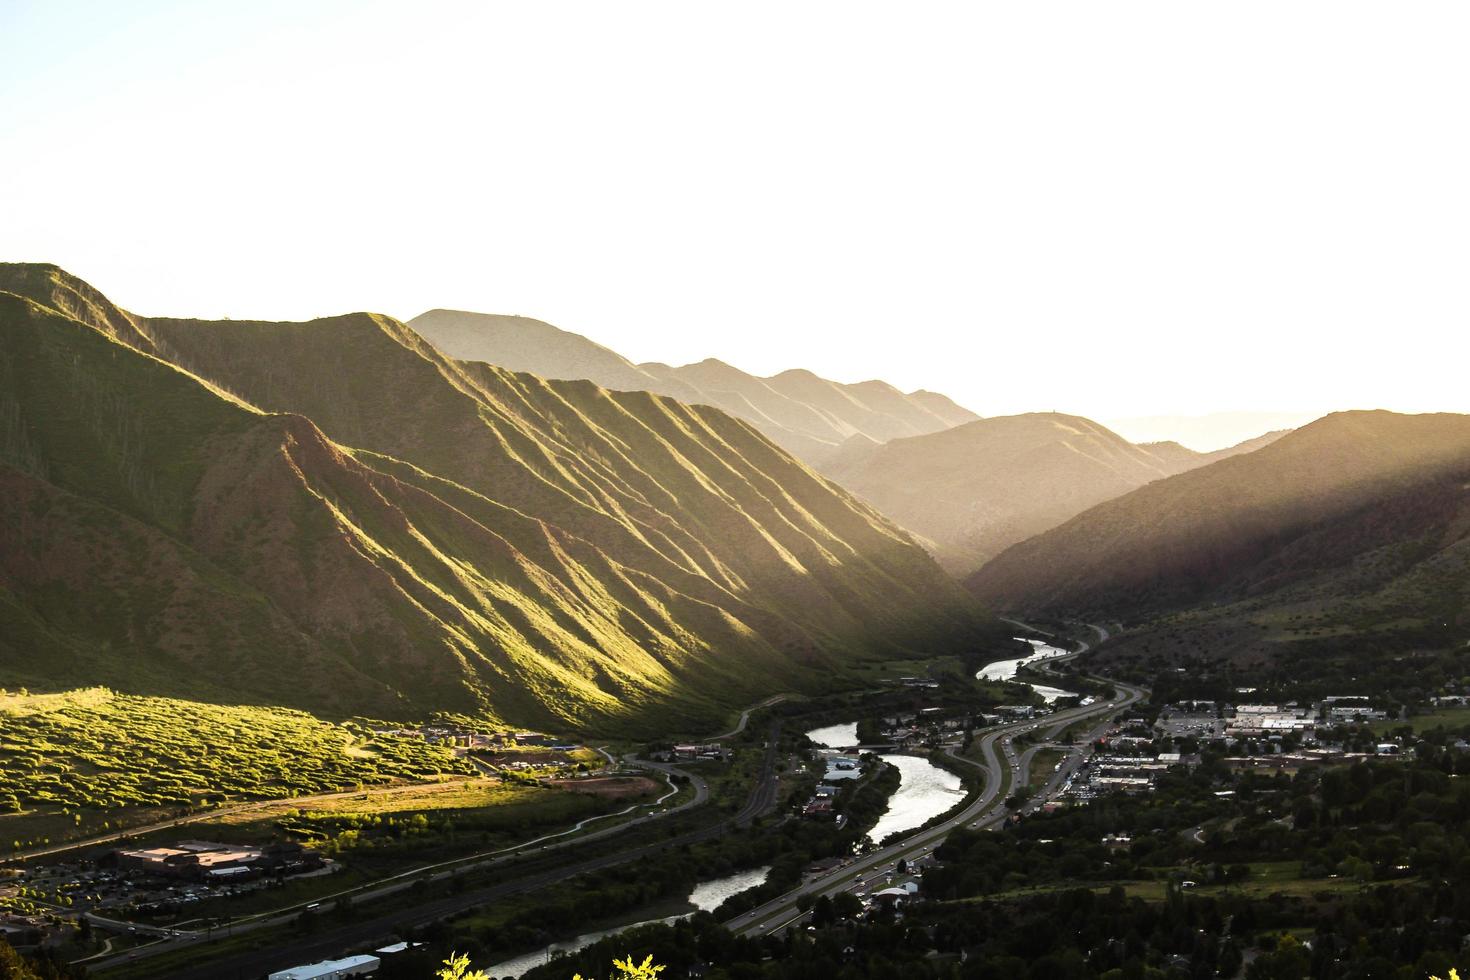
409, 309, 979, 465
820, 413, 1286, 572
0, 264, 984, 735
1105, 411, 1325, 453
968, 411, 1470, 648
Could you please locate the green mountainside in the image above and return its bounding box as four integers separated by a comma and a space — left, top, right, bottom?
408, 308, 980, 465
0, 264, 985, 736
967, 411, 1470, 661
820, 413, 1284, 573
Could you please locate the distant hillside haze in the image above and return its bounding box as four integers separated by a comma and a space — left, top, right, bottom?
1106, 410, 1324, 452
409, 308, 979, 465
820, 413, 1285, 573
968, 410, 1470, 628
0, 264, 985, 735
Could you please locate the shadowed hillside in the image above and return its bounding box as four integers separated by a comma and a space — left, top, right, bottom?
967, 411, 1470, 636
409, 308, 979, 464
820, 413, 1284, 572
0, 265, 987, 735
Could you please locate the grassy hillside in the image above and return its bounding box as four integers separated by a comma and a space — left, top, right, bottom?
967, 412, 1470, 646
0, 267, 987, 735
408, 309, 979, 464
820, 413, 1279, 573
0, 687, 471, 844
143, 308, 976, 656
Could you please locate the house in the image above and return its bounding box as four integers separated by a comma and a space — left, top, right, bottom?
871, 886, 910, 907
673, 743, 723, 760
803, 798, 835, 819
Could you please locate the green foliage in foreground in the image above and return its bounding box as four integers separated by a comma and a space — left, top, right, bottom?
436, 951, 663, 980
0, 687, 472, 815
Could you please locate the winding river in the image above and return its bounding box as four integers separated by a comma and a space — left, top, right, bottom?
485, 865, 771, 977
805, 722, 963, 845
977, 638, 1077, 702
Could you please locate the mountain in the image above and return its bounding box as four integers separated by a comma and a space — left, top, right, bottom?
967, 411, 1470, 637
407, 309, 979, 464
818, 413, 1285, 573
405, 309, 679, 397
0, 264, 984, 735
1105, 411, 1322, 452
1139, 430, 1289, 469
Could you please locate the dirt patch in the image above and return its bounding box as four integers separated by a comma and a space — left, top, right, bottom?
476, 750, 567, 766
547, 776, 660, 799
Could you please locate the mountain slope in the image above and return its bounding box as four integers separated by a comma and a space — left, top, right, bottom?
820, 413, 1236, 573
406, 309, 683, 397
967, 411, 1470, 632
0, 266, 984, 734
407, 309, 979, 464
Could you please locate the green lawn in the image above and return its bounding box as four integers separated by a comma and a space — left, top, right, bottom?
1371, 705, 1470, 735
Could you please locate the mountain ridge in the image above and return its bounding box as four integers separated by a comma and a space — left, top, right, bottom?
966, 410, 1470, 629
819, 412, 1286, 573
406, 308, 980, 465
0, 264, 986, 735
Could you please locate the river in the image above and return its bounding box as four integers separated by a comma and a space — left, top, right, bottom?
484, 865, 771, 977
805, 722, 963, 845
977, 638, 1077, 702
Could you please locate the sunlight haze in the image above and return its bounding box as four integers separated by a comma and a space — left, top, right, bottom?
2, 1, 1465, 427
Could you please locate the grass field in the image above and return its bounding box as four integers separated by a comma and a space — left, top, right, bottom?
1027, 748, 1067, 787
1370, 705, 1470, 735
0, 687, 474, 848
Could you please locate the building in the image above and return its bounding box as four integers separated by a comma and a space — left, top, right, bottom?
268, 955, 380, 979
114, 840, 320, 882
1226, 704, 1314, 737
803, 798, 835, 819
1328, 705, 1387, 722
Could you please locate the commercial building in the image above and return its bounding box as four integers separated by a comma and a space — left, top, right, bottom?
268, 954, 380, 979
113, 840, 320, 881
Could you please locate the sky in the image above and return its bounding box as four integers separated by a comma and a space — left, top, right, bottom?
2, 1, 1466, 427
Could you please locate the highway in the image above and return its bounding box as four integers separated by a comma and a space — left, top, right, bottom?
727, 626, 1142, 938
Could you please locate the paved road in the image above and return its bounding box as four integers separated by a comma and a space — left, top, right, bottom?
97, 724, 784, 979
707, 694, 790, 741
728, 634, 1140, 939
4, 776, 498, 866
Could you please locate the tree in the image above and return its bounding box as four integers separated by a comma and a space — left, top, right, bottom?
435, 953, 488, 980
435, 952, 665, 980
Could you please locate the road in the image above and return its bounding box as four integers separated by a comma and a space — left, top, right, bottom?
84, 758, 705, 973
707, 694, 790, 741
5, 775, 501, 865
92, 724, 784, 979
728, 628, 1140, 938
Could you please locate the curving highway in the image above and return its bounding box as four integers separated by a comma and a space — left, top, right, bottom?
728, 626, 1142, 938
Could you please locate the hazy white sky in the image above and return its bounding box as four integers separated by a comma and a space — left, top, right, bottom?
2, 1, 1466, 420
